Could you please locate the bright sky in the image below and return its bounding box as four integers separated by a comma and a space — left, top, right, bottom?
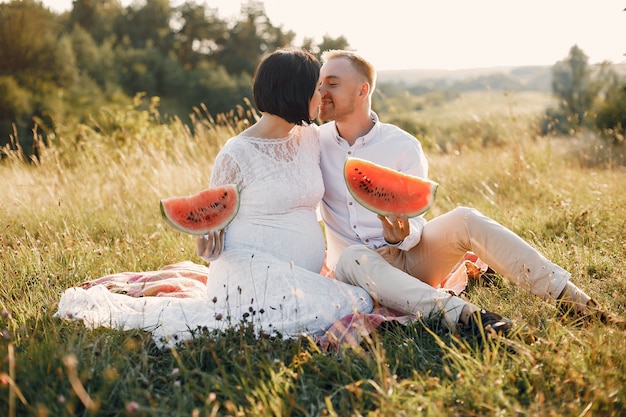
39, 0, 626, 71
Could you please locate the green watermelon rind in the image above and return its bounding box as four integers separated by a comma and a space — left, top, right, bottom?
160, 185, 240, 235
348, 185, 438, 218
344, 158, 438, 218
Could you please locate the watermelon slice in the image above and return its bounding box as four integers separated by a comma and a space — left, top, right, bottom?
344, 157, 438, 218
160, 185, 240, 235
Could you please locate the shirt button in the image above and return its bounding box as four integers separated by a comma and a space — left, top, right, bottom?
348, 202, 353, 205
353, 225, 357, 229
347, 151, 352, 155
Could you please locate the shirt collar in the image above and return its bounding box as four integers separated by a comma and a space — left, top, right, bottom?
333, 111, 380, 146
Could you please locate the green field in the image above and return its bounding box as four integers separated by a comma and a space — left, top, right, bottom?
1, 93, 626, 416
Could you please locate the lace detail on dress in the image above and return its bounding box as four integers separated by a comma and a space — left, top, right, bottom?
246, 131, 299, 163
210, 125, 312, 190
210, 153, 244, 189
210, 124, 320, 203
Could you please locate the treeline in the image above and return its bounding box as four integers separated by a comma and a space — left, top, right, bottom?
2, 1, 625, 157
0, 0, 349, 151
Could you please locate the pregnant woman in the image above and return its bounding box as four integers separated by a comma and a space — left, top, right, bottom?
57, 48, 373, 344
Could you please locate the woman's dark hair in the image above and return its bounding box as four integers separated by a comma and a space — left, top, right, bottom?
253, 48, 320, 125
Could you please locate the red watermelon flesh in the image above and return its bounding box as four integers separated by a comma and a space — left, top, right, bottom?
344, 157, 438, 218
160, 185, 240, 235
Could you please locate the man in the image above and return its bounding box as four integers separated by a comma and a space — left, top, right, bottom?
317, 49, 621, 336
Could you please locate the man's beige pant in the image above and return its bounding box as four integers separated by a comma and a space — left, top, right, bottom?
334, 207, 571, 325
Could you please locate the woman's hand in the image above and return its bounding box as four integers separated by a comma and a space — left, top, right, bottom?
378, 214, 410, 245
196, 229, 225, 262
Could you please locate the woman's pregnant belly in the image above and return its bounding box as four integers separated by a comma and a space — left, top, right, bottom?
224, 210, 326, 273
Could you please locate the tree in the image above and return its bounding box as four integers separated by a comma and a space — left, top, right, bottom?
0, 0, 65, 147
215, 1, 295, 75
70, 24, 117, 88
114, 0, 173, 53
301, 34, 351, 61
317, 35, 350, 55
0, 76, 33, 138
69, 0, 123, 44
0, 0, 60, 83
551, 45, 597, 128
595, 82, 626, 143
173, 2, 227, 69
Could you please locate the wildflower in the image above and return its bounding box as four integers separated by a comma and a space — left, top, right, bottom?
125, 401, 140, 414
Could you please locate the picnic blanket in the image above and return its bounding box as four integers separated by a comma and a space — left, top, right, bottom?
56, 253, 487, 350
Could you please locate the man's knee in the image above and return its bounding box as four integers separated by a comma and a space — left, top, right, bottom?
450, 206, 478, 218
447, 206, 486, 226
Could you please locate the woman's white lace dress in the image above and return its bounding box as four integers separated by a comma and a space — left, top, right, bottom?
56, 125, 373, 344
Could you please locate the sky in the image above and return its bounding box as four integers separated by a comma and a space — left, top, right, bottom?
37, 0, 626, 71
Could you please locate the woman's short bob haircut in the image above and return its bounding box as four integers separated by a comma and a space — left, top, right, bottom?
253, 48, 320, 125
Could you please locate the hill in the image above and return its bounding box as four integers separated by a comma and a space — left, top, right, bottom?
378, 65, 547, 81
378, 65, 552, 92
379, 62, 626, 82
378, 62, 626, 92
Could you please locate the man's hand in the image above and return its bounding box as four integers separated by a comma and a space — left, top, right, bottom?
378, 214, 410, 245
196, 229, 225, 262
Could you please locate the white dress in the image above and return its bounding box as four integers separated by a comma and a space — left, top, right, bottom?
206, 124, 373, 335
55, 125, 373, 344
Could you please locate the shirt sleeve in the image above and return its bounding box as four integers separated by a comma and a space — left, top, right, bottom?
398, 216, 426, 250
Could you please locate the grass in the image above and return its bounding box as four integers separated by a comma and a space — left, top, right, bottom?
1, 94, 626, 416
